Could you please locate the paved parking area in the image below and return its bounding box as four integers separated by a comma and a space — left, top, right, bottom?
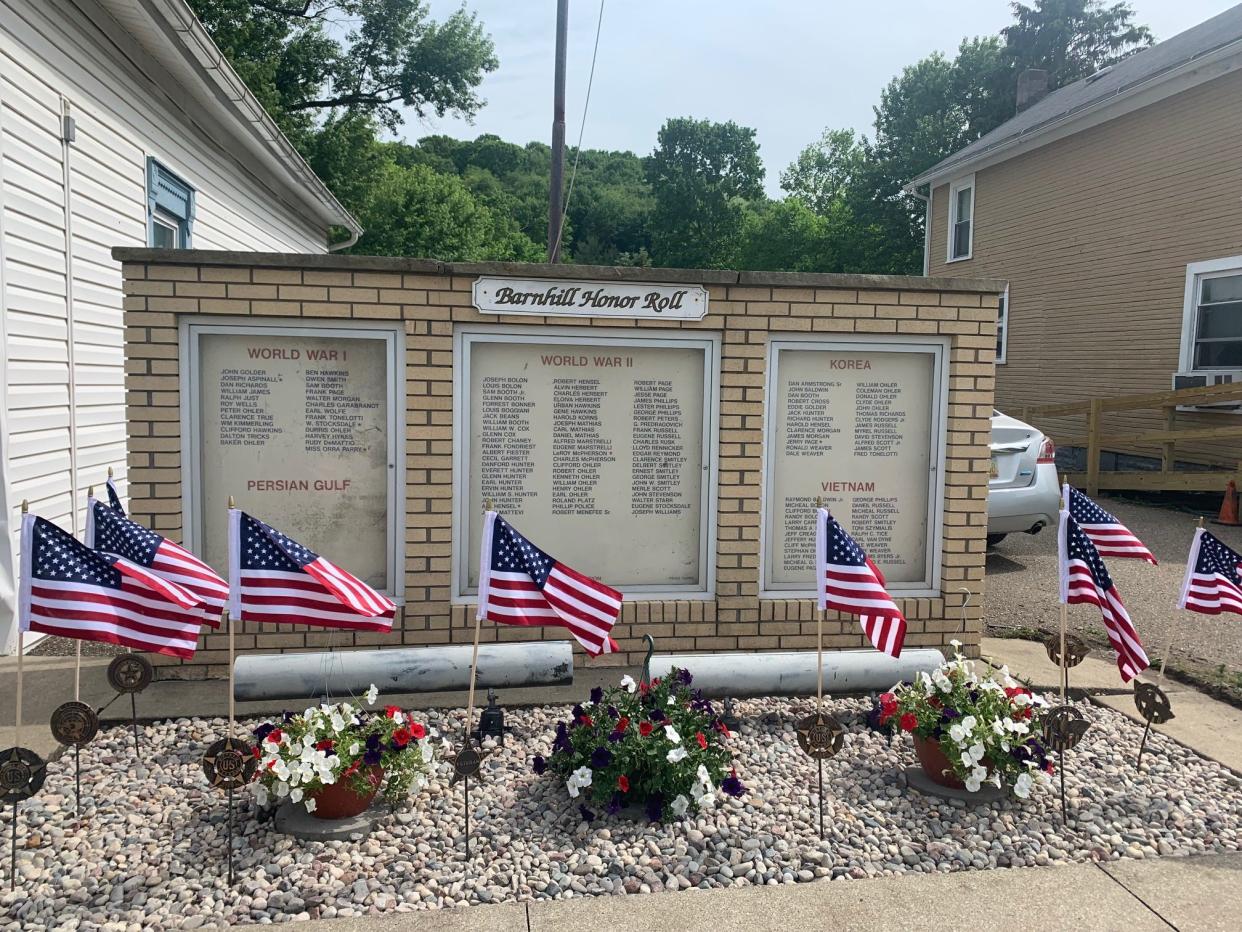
985, 496, 1242, 680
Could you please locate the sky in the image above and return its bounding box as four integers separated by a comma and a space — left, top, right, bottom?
413, 1, 1238, 195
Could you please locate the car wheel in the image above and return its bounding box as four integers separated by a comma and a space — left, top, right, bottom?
986, 533, 1007, 548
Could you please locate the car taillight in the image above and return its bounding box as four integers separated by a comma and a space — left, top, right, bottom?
1037, 437, 1056, 464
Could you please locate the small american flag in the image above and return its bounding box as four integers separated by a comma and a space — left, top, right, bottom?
19, 514, 203, 658
1177, 528, 1242, 617
816, 507, 906, 658
87, 498, 228, 628
1059, 508, 1149, 682
477, 512, 622, 657
1066, 485, 1157, 564
105, 475, 125, 513
228, 509, 395, 631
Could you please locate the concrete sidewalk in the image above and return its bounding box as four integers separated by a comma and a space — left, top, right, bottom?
294, 854, 1242, 931
981, 636, 1242, 774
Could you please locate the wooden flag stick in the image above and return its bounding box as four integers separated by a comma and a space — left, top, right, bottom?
464, 499, 493, 735
227, 496, 236, 738
16, 501, 28, 747
1157, 515, 1205, 684
814, 496, 824, 713
1059, 475, 1069, 703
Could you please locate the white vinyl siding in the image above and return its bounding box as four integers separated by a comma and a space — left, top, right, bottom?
1, 0, 334, 649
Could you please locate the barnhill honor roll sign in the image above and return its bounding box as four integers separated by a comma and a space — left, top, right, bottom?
472, 276, 709, 321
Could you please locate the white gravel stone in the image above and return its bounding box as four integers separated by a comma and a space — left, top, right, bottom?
1, 697, 1239, 928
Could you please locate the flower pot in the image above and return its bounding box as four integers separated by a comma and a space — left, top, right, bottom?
912, 735, 966, 790
309, 766, 384, 820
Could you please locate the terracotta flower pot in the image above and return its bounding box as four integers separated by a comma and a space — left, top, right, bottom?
912, 735, 966, 790
309, 765, 384, 820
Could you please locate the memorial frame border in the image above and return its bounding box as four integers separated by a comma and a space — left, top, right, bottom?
758, 335, 951, 600
450, 324, 722, 603
179, 316, 407, 602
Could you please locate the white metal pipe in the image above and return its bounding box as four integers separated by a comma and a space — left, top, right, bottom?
649, 649, 944, 698
233, 642, 574, 702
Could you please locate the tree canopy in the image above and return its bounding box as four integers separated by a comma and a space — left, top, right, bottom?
191, 0, 1156, 272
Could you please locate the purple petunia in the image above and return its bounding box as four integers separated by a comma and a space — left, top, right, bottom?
590, 746, 613, 769
532, 754, 547, 775
677, 668, 693, 686
645, 793, 664, 822
553, 722, 571, 753
606, 705, 620, 719
942, 707, 959, 720
590, 687, 604, 704
365, 733, 383, 750
722, 774, 745, 798
363, 748, 383, 766
252, 723, 275, 741
579, 805, 596, 823
572, 704, 585, 720
648, 708, 666, 723
608, 731, 624, 743
606, 793, 623, 816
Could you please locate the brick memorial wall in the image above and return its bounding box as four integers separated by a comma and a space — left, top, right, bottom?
114, 249, 1004, 678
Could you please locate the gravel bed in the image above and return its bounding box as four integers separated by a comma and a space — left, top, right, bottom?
3, 696, 1240, 929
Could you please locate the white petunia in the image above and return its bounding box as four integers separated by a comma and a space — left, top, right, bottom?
968, 742, 985, 764
664, 725, 681, 744
667, 747, 688, 763
275, 780, 290, 798
670, 795, 689, 817
620, 675, 637, 694
949, 723, 968, 744
667, 696, 676, 706
572, 766, 593, 789
992, 720, 1005, 735
330, 712, 346, 732
566, 779, 581, 799
1014, 772, 1033, 799
290, 788, 303, 803
364, 684, 379, 705
960, 751, 973, 769
304, 797, 317, 813
349, 742, 361, 756
960, 715, 977, 733
253, 785, 268, 807
696, 764, 711, 784
698, 793, 715, 810
965, 773, 982, 793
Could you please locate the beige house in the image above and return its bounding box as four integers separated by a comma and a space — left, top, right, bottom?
908, 5, 1242, 471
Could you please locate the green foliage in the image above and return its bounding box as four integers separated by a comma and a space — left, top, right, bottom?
539, 670, 741, 821
1002, 0, 1153, 90
647, 118, 765, 269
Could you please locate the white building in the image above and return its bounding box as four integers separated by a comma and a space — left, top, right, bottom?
0, 0, 361, 651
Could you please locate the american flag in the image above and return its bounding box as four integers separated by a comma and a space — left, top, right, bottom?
816, 507, 906, 658
1178, 528, 1242, 617
105, 475, 125, 513
1066, 485, 1157, 564
228, 509, 395, 631
477, 512, 622, 657
87, 498, 228, 628
19, 513, 204, 658
1059, 508, 1149, 682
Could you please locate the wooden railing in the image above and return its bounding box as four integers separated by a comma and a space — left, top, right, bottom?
1021, 382, 1242, 496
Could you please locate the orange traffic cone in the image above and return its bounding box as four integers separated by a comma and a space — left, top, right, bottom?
1214, 480, 1241, 526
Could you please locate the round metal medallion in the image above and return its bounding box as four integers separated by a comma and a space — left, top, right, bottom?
50, 700, 100, 747
452, 745, 483, 780
1042, 704, 1091, 753
795, 712, 846, 760
1044, 633, 1089, 669
201, 736, 257, 790
107, 654, 153, 694
0, 746, 47, 804
1134, 682, 1175, 725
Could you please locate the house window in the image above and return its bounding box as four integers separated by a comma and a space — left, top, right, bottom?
996, 286, 1009, 364
146, 158, 194, 248
1182, 257, 1242, 371
947, 175, 974, 261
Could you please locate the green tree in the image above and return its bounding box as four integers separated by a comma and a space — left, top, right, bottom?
1001, 0, 1153, 91
780, 129, 866, 214
646, 118, 764, 269
188, 1, 498, 137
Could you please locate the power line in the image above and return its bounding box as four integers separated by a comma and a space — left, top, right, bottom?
552, 0, 606, 263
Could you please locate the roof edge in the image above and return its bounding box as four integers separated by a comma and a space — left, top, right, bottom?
111, 247, 1009, 294
139, 0, 361, 235
908, 35, 1242, 189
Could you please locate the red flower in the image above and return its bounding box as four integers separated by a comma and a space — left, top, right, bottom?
385, 705, 402, 719
251, 746, 262, 759
639, 681, 650, 696
409, 722, 426, 740
342, 760, 360, 778
900, 712, 918, 732
578, 714, 593, 727
616, 716, 630, 732
879, 692, 896, 706
392, 727, 412, 747
652, 678, 662, 687
265, 728, 283, 744
265, 760, 276, 771
617, 774, 630, 792
716, 721, 732, 739
695, 731, 708, 750
928, 696, 943, 709
315, 739, 334, 752
1045, 760, 1055, 775
638, 721, 654, 737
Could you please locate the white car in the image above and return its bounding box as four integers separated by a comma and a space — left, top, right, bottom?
987, 409, 1060, 546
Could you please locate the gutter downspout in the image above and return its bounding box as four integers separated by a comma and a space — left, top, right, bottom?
904, 182, 931, 277
328, 227, 360, 253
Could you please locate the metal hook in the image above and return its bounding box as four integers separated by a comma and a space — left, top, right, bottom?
640, 634, 656, 687
958, 587, 973, 638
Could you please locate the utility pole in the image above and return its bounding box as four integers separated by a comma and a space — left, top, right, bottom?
547, 0, 568, 262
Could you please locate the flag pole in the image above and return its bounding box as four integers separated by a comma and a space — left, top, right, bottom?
465, 499, 492, 736
1059, 476, 1069, 703
227, 496, 236, 738
1159, 515, 1204, 685
16, 501, 28, 748
814, 497, 824, 714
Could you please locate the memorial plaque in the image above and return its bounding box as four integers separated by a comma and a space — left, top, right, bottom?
765, 341, 943, 591
192, 328, 396, 591
459, 332, 716, 593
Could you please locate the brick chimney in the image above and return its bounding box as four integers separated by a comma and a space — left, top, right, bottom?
1016, 69, 1050, 113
